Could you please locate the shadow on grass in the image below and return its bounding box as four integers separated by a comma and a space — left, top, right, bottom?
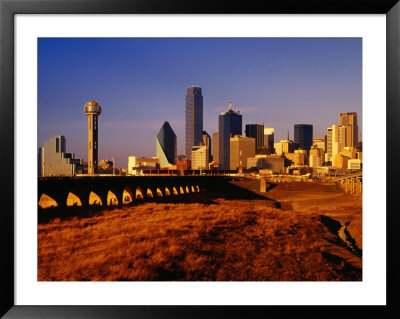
320, 215, 363, 258
321, 252, 362, 280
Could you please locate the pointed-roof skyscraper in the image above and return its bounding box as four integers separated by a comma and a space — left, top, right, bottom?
156, 121, 177, 168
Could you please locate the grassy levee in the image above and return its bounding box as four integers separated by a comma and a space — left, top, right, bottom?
38, 180, 362, 281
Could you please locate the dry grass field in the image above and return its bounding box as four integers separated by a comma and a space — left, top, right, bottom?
38, 181, 362, 281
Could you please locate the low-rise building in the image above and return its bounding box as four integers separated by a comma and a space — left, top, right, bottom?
98, 159, 114, 174
348, 159, 362, 170
128, 156, 160, 175
333, 154, 349, 170
39, 135, 83, 176
247, 154, 284, 174
176, 160, 191, 170
285, 149, 306, 166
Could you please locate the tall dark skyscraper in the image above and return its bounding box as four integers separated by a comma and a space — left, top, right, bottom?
185, 86, 203, 159
245, 124, 264, 149
156, 121, 177, 168
219, 102, 242, 170
294, 124, 313, 151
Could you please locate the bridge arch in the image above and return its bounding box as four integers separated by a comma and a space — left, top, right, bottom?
122, 189, 133, 204
89, 191, 103, 206
107, 190, 119, 206
146, 188, 154, 198
172, 187, 178, 195
38, 193, 58, 208
164, 187, 171, 196
191, 185, 195, 193
136, 187, 144, 199
66, 192, 82, 207
179, 186, 185, 194
156, 187, 163, 197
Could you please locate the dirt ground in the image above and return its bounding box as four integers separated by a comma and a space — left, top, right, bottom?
264, 182, 362, 250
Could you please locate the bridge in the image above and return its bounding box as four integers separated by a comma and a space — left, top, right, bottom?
38, 175, 231, 208
329, 171, 362, 194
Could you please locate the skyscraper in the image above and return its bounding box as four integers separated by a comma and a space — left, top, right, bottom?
245, 124, 264, 149
294, 124, 313, 151
156, 121, 177, 168
212, 132, 219, 164
326, 127, 333, 162
339, 112, 358, 148
202, 131, 212, 162
264, 127, 275, 148
185, 86, 203, 159
219, 102, 242, 170
331, 124, 340, 165
230, 136, 255, 171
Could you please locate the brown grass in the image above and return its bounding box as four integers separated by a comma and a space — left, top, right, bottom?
38, 182, 362, 281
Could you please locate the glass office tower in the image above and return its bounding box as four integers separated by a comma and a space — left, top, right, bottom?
219, 102, 242, 170
156, 121, 177, 168
294, 124, 313, 151
185, 86, 203, 159
245, 124, 264, 149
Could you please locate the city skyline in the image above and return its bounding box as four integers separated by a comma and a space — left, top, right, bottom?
38, 38, 362, 167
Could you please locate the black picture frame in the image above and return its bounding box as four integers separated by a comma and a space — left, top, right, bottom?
1, 0, 399, 318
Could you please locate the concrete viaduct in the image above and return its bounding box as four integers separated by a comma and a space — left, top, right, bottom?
38, 175, 230, 208
330, 172, 362, 194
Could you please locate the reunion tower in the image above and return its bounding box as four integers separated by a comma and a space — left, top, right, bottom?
84, 100, 101, 175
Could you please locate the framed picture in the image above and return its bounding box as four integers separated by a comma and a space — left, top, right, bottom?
1, 0, 399, 318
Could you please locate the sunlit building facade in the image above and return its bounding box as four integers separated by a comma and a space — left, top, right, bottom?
230, 135, 255, 171
339, 112, 358, 148
191, 145, 209, 170
128, 156, 160, 175
212, 132, 219, 164
264, 127, 275, 148
39, 135, 83, 176
202, 131, 212, 163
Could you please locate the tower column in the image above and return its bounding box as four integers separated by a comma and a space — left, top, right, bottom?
84, 101, 101, 175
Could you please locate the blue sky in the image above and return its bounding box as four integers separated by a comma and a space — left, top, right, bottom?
38, 38, 362, 168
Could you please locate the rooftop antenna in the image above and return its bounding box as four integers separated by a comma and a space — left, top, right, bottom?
287, 131, 289, 140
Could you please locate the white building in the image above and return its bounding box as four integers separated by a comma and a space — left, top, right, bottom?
128, 156, 160, 175
191, 145, 209, 170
